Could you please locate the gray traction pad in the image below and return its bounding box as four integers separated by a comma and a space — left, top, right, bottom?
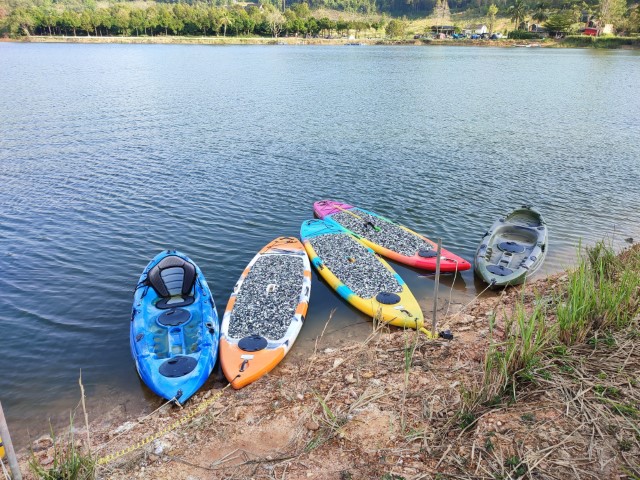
228, 255, 304, 340
330, 209, 431, 257
309, 233, 402, 299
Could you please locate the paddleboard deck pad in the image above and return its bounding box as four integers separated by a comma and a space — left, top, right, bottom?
221, 237, 311, 389
314, 200, 470, 272
300, 219, 426, 331
130, 250, 219, 405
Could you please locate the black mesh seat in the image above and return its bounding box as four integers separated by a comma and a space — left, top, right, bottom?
147, 255, 197, 309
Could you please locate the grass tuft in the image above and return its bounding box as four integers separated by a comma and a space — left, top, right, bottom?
557, 240, 640, 345
29, 416, 96, 480
473, 297, 552, 407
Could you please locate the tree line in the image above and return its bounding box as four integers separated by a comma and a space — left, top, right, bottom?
502, 0, 635, 34
0, 0, 637, 37
0, 2, 387, 37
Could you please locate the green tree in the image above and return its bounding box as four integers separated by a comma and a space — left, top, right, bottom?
508, 0, 528, 29
630, 4, 640, 33
487, 4, 498, 33
544, 10, 575, 34
291, 2, 311, 19
230, 6, 250, 35
61, 8, 81, 36
352, 20, 369, 37
110, 4, 130, 35
246, 6, 263, 35
38, 1, 56, 36
7, 7, 35, 35
79, 9, 97, 35
306, 17, 319, 35
129, 8, 146, 36
266, 8, 285, 37
97, 8, 113, 36
336, 19, 349, 35
192, 4, 210, 35
144, 6, 159, 36
531, 2, 549, 24
598, 0, 626, 29
386, 18, 405, 37
317, 17, 335, 36
219, 8, 230, 36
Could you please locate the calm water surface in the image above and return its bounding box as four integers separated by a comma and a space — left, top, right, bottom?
1, 43, 639, 445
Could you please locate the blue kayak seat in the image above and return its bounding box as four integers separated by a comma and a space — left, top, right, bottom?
147, 256, 197, 309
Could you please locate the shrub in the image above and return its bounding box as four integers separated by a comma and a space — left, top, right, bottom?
508, 30, 542, 39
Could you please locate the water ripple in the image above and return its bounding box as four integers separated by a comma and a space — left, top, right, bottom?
1, 44, 639, 445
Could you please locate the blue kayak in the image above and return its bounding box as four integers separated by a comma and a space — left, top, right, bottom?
130, 250, 220, 405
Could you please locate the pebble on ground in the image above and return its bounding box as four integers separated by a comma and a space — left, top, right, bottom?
228, 254, 304, 340
331, 209, 431, 257
308, 232, 402, 299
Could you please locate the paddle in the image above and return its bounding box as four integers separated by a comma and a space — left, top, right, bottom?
334, 204, 381, 232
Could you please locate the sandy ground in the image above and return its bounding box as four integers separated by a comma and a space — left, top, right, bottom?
19, 269, 640, 479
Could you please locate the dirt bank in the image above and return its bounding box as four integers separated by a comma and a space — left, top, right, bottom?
20, 261, 640, 479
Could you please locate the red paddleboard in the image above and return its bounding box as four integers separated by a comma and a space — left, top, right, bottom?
313, 200, 471, 273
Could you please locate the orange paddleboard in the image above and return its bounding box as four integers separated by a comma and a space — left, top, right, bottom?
220, 237, 311, 389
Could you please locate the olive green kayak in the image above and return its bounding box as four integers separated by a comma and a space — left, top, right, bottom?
474, 206, 548, 287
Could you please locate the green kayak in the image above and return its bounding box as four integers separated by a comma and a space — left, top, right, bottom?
474, 206, 548, 287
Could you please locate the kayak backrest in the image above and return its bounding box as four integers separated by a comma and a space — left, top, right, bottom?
147, 256, 197, 298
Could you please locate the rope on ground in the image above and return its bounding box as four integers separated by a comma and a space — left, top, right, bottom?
446, 281, 495, 323
93, 396, 177, 453
96, 384, 232, 466
444, 260, 460, 318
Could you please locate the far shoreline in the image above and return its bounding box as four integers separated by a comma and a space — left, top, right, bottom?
2, 35, 639, 49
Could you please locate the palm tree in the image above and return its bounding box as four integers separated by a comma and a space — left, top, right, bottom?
509, 0, 528, 30
532, 2, 549, 24
219, 9, 229, 37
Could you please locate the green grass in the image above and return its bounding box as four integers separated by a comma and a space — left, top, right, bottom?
463, 240, 640, 416
29, 416, 96, 480
557, 241, 640, 345
480, 298, 552, 403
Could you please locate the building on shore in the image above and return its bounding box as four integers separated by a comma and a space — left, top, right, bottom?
431, 25, 456, 35
463, 24, 488, 36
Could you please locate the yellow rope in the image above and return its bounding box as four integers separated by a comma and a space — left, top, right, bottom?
97, 385, 230, 466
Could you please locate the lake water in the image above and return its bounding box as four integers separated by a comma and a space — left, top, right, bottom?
1, 43, 639, 446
